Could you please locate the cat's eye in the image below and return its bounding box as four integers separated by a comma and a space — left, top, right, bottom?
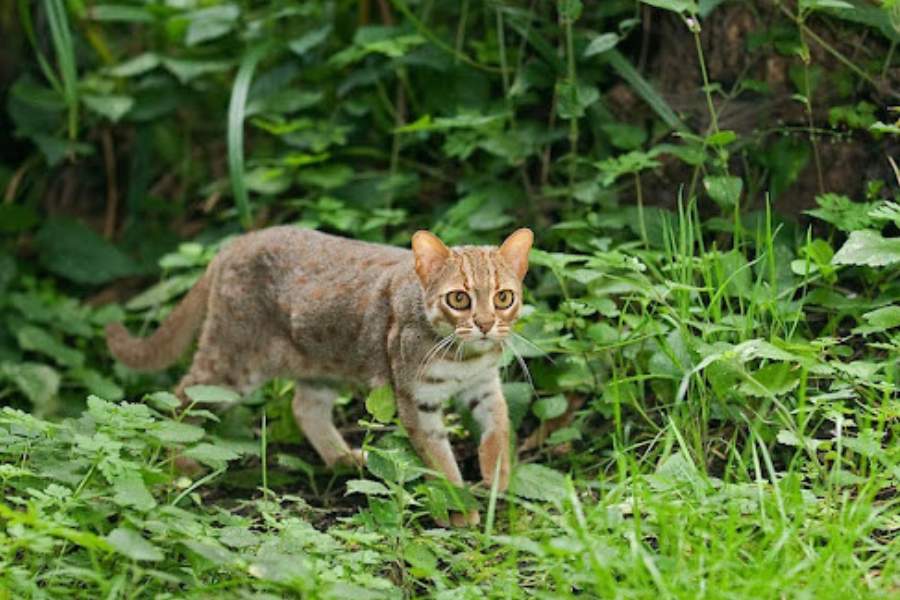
494, 289, 515, 309
445, 290, 471, 310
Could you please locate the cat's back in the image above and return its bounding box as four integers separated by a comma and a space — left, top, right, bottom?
216, 226, 411, 277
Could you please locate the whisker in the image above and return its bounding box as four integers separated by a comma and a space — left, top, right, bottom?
416, 334, 455, 381
510, 332, 556, 364
502, 339, 537, 398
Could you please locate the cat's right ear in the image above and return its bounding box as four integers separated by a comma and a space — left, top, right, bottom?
412, 230, 450, 285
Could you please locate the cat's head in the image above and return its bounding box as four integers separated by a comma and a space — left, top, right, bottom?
411, 228, 533, 349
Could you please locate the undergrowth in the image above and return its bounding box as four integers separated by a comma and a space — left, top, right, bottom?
1, 0, 899, 598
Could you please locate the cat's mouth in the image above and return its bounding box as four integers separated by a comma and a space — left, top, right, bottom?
455, 328, 506, 347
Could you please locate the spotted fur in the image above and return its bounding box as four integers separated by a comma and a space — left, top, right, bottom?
106, 226, 532, 525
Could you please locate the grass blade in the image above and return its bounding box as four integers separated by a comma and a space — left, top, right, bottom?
45, 0, 79, 140
606, 49, 687, 134
227, 44, 268, 230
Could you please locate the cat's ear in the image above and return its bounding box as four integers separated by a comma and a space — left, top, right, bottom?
412, 230, 450, 284
499, 228, 533, 280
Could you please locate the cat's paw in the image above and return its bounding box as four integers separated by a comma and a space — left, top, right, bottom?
438, 510, 480, 528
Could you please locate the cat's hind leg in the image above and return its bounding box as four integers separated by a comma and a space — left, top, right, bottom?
291, 383, 365, 468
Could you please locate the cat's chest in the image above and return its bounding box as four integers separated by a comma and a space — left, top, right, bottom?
414, 350, 500, 399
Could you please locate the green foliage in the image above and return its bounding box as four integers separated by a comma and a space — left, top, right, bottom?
1, 0, 899, 596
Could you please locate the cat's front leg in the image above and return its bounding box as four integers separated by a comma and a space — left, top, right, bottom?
396, 388, 480, 527
462, 373, 511, 492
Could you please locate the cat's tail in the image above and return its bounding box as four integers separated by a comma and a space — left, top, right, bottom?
106, 272, 211, 372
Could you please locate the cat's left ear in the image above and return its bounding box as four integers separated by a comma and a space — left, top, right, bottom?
499, 228, 533, 280
412, 230, 450, 285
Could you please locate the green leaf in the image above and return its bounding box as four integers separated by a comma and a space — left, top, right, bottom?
555, 82, 599, 120
185, 5, 240, 46
82, 94, 134, 122
584, 33, 618, 57
184, 443, 239, 467
150, 421, 205, 444
111, 471, 157, 511
403, 542, 437, 574
532, 395, 567, 421
107, 52, 160, 78
106, 528, 163, 562
739, 363, 800, 397
508, 464, 568, 502
0, 362, 60, 408
145, 391, 181, 411
648, 451, 706, 491
855, 306, 900, 334
706, 130, 737, 146
640, 0, 699, 13
703, 175, 743, 208
34, 218, 139, 285
806, 194, 877, 231
87, 5, 154, 22
365, 385, 396, 423
125, 274, 197, 311
832, 230, 900, 267
288, 26, 332, 56
16, 326, 84, 368
185, 385, 240, 405
162, 58, 232, 83
69, 368, 124, 401
558, 0, 583, 20
345, 479, 391, 496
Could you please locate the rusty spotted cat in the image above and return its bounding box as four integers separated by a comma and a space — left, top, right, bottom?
106, 226, 533, 526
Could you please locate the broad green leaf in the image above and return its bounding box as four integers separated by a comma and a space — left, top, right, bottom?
806, 194, 877, 231
184, 443, 239, 467
185, 5, 240, 46
403, 542, 437, 574
162, 58, 232, 84
185, 385, 240, 405
145, 391, 181, 411
107, 53, 160, 78
508, 464, 568, 502
125, 274, 197, 310
583, 33, 618, 57
648, 451, 706, 491
111, 471, 157, 511
832, 230, 900, 267
556, 81, 599, 120
854, 306, 900, 334
0, 362, 60, 408
365, 385, 396, 423
640, 0, 699, 13
34, 218, 139, 285
82, 94, 134, 122
532, 395, 567, 421
842, 430, 883, 458
87, 5, 154, 22
70, 368, 124, 401
16, 326, 84, 368
288, 25, 332, 56
345, 479, 391, 496
182, 539, 235, 566
107, 528, 163, 562
739, 363, 800, 397
150, 421, 205, 444
703, 175, 742, 208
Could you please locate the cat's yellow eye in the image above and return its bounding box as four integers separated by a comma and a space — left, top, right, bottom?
494, 289, 515, 309
445, 290, 471, 310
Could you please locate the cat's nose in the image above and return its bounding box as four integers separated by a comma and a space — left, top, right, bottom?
474, 318, 494, 333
